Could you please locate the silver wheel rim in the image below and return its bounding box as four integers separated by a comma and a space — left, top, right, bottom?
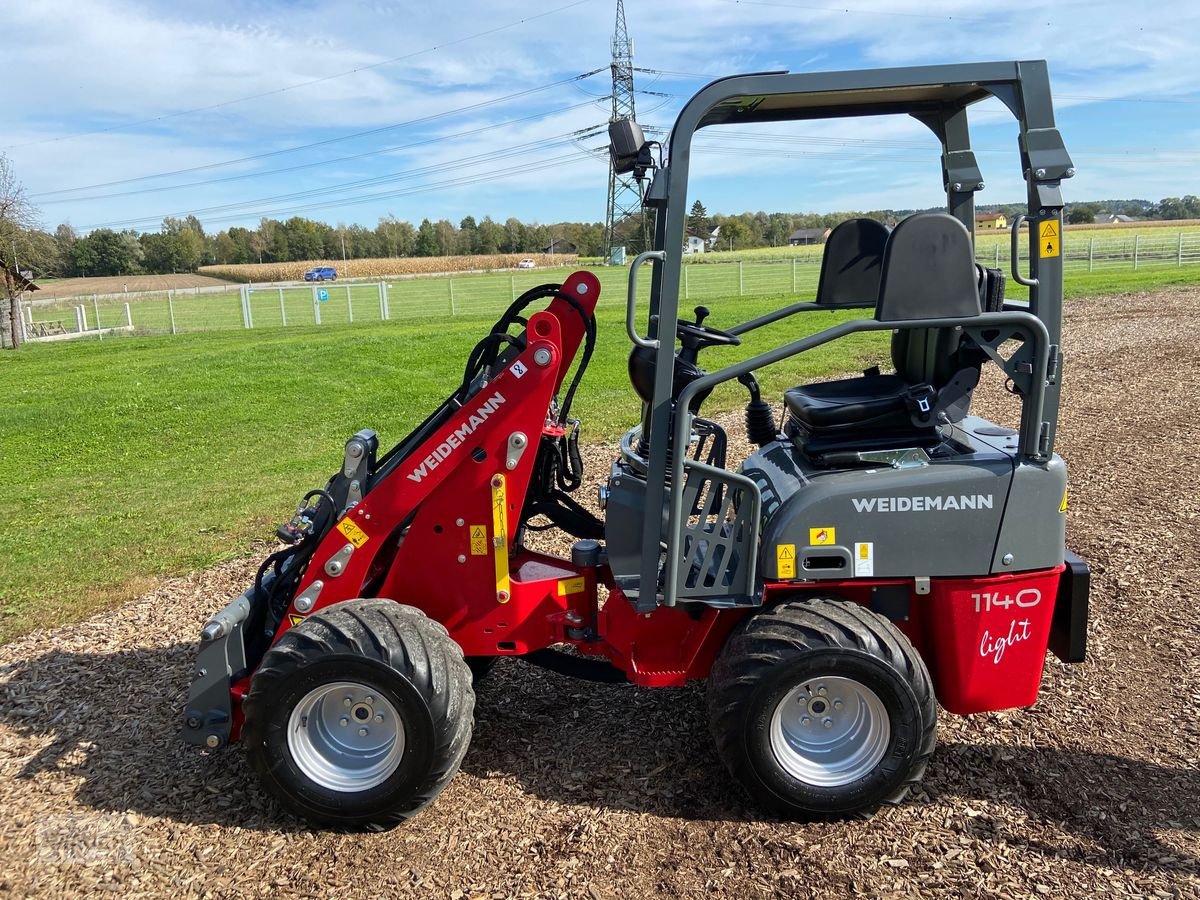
287, 681, 405, 792
769, 675, 890, 787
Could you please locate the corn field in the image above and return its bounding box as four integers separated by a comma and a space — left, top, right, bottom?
199, 254, 579, 283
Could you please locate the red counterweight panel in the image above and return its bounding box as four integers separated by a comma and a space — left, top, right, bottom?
922, 567, 1064, 715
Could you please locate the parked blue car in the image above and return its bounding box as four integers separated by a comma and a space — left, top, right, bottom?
303, 266, 338, 282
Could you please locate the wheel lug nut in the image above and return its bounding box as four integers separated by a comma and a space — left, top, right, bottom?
358, 728, 368, 737
822, 717, 833, 729
800, 716, 810, 726
339, 717, 349, 727
364, 696, 375, 704
833, 699, 843, 710
817, 686, 827, 696
374, 713, 384, 723
343, 696, 353, 707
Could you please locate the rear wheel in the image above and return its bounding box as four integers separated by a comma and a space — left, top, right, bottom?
243, 599, 473, 829
707, 598, 936, 818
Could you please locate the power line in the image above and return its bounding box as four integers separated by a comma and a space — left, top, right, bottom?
262, 149, 607, 221
31, 69, 607, 198
37, 100, 604, 205
713, 0, 989, 24
4, 0, 592, 151
79, 129, 608, 230
698, 129, 1200, 159
145, 150, 604, 233
633, 67, 713, 79
1058, 93, 1200, 105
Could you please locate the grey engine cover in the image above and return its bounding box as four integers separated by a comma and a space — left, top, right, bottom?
748, 417, 1066, 580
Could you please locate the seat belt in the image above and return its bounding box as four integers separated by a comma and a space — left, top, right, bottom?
902, 383, 937, 427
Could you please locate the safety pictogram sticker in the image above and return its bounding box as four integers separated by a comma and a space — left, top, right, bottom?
469, 525, 488, 555
809, 526, 836, 546
1038, 220, 1060, 258
776, 544, 796, 579
336, 517, 370, 548
854, 542, 874, 577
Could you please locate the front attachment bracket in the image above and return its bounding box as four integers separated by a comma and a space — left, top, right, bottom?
182, 591, 251, 748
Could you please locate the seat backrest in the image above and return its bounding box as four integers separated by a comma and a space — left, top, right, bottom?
814, 218, 891, 306
876, 213, 981, 388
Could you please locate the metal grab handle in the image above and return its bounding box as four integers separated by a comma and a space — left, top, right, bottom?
1010, 215, 1040, 288
626, 250, 665, 349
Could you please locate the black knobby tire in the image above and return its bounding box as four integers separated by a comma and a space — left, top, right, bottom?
707, 598, 936, 819
243, 598, 474, 829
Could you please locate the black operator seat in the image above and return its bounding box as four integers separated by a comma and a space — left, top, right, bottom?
814, 217, 891, 307
784, 213, 984, 458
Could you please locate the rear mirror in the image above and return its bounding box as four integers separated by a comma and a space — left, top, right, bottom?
609, 120, 649, 175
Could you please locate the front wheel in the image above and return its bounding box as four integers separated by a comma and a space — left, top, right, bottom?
243, 599, 474, 829
707, 598, 936, 819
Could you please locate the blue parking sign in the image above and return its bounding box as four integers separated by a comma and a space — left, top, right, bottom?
318, 289, 329, 302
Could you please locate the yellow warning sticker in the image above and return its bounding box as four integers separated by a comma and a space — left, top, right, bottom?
557, 576, 586, 596
777, 544, 796, 579
1059, 489, 1068, 512
469, 524, 488, 556
1038, 220, 1060, 258
287, 614, 306, 628
809, 526, 836, 546
336, 517, 370, 548
854, 542, 874, 578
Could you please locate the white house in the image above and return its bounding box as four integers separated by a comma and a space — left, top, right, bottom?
684, 235, 706, 254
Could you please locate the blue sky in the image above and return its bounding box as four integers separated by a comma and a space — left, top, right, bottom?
3, 0, 1198, 234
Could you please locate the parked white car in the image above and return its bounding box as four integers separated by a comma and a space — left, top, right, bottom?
517, 258, 537, 269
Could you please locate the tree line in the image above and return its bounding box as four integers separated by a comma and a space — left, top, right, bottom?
5, 160, 1197, 282
17, 195, 1200, 280
21, 215, 609, 279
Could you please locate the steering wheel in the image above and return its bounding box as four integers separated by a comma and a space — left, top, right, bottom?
676, 306, 740, 363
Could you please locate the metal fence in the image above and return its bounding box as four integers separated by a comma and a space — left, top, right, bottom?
980, 229, 1200, 272
18, 230, 1200, 342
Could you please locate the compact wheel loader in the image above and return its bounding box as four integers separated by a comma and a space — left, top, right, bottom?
184, 60, 1090, 828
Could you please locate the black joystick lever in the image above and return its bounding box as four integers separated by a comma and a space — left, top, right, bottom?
676, 305, 740, 364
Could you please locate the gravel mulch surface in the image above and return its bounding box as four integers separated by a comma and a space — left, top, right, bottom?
1, 289, 1198, 898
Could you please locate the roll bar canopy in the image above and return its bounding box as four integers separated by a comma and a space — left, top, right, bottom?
631, 60, 1074, 608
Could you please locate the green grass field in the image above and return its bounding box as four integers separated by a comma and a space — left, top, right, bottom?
0, 293, 888, 641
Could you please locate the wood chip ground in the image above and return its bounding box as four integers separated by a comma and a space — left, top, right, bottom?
1, 290, 1197, 898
